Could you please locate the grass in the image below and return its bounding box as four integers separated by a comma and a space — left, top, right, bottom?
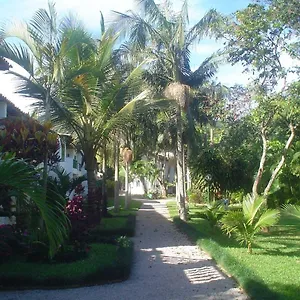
167, 201, 300, 300
88, 197, 142, 238
108, 196, 142, 216
0, 241, 133, 290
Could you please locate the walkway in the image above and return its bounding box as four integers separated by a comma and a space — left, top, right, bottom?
0, 200, 247, 300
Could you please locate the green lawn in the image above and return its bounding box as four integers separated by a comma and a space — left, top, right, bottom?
108, 196, 142, 216
167, 201, 300, 300
88, 197, 142, 239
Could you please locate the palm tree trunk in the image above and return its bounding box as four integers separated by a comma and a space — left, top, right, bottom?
182, 145, 187, 199
114, 138, 120, 213
125, 161, 130, 209
247, 242, 252, 254
176, 106, 187, 221
85, 151, 98, 224
102, 144, 108, 217
42, 89, 51, 193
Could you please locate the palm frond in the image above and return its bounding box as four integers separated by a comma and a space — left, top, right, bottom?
254, 209, 280, 230
0, 155, 69, 257
136, 0, 169, 26
186, 9, 221, 46
282, 204, 300, 220
186, 55, 219, 87
243, 195, 265, 223
0, 41, 34, 75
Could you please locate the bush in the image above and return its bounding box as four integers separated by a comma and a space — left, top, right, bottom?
0, 242, 134, 289
0, 225, 28, 262
106, 179, 115, 197
195, 201, 225, 227
187, 188, 203, 204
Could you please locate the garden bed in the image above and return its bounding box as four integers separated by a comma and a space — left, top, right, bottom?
0, 240, 133, 290
167, 201, 300, 300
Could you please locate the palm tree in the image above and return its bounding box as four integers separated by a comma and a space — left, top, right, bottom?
221, 195, 280, 254
0, 153, 69, 257
0, 2, 86, 190
113, 0, 221, 220
34, 23, 150, 221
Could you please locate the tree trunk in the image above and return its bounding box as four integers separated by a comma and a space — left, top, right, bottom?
140, 177, 148, 195
85, 151, 98, 224
186, 167, 191, 191
176, 106, 187, 221
264, 123, 296, 198
252, 127, 267, 199
102, 144, 108, 217
42, 90, 51, 194
40, 89, 51, 230
114, 138, 120, 213
247, 242, 252, 254
125, 162, 130, 209
182, 145, 187, 199
210, 125, 214, 146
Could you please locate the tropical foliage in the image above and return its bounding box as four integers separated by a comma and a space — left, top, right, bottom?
221, 195, 280, 253
0, 153, 69, 257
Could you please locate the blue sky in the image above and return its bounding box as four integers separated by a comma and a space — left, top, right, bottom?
0, 0, 252, 112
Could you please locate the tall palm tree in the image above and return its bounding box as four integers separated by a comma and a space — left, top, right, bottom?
113, 0, 221, 220
0, 2, 87, 190
34, 24, 149, 221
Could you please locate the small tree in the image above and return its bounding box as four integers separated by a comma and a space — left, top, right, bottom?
221, 195, 280, 254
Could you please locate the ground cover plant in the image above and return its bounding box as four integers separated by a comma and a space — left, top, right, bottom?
0, 196, 140, 289
0, 240, 133, 289
167, 201, 300, 300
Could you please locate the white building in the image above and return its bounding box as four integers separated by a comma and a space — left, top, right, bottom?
56, 136, 87, 179
130, 152, 176, 196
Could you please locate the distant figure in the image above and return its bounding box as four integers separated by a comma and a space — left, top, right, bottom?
223, 198, 229, 210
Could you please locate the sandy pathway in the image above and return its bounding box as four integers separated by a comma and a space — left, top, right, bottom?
0, 199, 247, 300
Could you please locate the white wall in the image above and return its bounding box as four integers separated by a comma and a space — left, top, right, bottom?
0, 101, 7, 119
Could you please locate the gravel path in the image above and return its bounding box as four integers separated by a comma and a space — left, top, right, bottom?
0, 199, 247, 300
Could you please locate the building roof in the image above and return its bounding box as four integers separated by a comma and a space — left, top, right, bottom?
0, 94, 25, 117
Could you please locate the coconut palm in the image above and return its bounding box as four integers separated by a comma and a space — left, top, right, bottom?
0, 2, 89, 189
31, 23, 152, 221
221, 195, 280, 253
0, 153, 69, 257
113, 0, 222, 220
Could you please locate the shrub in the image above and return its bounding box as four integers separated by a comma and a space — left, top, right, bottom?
221, 195, 280, 253
0, 242, 134, 289
195, 201, 224, 227
187, 188, 203, 204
